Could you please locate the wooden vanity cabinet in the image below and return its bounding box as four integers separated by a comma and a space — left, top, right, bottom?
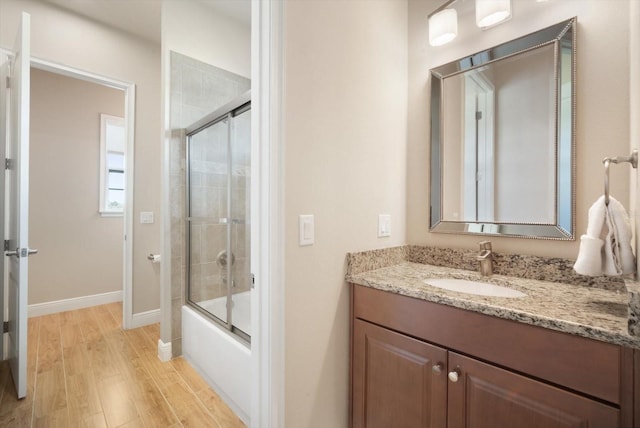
352, 319, 447, 428
350, 284, 637, 428
447, 352, 618, 428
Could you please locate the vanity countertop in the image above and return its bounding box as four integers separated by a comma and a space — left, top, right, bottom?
347, 261, 640, 349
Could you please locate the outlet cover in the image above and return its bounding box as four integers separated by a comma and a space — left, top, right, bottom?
140, 211, 154, 224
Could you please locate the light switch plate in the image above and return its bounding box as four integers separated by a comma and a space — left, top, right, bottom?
299, 215, 314, 246
140, 211, 154, 224
378, 214, 391, 238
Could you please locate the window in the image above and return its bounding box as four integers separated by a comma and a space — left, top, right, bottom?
100, 114, 125, 215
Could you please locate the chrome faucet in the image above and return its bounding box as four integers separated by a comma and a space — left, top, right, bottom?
476, 241, 493, 276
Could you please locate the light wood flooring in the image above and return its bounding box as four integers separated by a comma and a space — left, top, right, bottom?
0, 302, 246, 427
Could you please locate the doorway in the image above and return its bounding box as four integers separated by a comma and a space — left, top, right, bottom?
29, 58, 135, 329
28, 67, 126, 317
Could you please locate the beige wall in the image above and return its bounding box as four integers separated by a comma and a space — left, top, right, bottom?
408, 0, 631, 259
284, 1, 408, 426
161, 0, 250, 78
29, 68, 124, 304
0, 0, 161, 313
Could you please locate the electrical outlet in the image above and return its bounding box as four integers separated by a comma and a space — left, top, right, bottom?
140, 211, 154, 224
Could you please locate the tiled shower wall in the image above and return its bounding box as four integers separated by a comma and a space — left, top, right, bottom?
169, 52, 250, 356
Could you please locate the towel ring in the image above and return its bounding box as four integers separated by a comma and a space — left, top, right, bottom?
602, 150, 638, 206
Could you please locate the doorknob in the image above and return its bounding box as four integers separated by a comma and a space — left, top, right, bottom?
5, 248, 19, 257
5, 248, 38, 258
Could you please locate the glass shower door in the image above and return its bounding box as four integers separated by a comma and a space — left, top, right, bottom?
186, 94, 251, 341
230, 107, 251, 336
187, 117, 230, 325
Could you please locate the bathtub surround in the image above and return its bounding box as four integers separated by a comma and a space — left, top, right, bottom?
167, 52, 250, 357
346, 246, 640, 347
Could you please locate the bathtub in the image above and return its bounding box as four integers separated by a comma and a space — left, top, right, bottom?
197, 291, 252, 336
182, 291, 251, 424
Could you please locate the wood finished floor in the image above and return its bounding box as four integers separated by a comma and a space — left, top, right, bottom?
0, 302, 246, 428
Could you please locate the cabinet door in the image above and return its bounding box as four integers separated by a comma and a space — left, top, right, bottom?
447, 352, 620, 428
352, 319, 447, 428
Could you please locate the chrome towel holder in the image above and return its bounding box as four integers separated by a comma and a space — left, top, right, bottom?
603, 150, 638, 205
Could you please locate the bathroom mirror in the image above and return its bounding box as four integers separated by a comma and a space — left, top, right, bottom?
430, 18, 576, 240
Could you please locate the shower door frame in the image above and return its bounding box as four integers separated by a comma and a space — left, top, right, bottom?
185, 91, 251, 343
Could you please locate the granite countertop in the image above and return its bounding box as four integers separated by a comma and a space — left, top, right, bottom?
347, 260, 640, 350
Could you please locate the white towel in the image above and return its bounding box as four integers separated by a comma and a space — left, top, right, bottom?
605, 196, 635, 274
574, 195, 636, 276
574, 196, 606, 276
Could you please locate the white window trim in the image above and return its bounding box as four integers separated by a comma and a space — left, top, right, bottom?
99, 113, 125, 216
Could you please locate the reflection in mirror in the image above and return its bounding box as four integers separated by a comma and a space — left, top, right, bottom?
430, 18, 576, 240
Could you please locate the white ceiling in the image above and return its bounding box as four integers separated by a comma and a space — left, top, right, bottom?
41, 0, 251, 44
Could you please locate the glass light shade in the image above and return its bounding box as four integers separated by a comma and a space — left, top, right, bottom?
429, 9, 458, 46
476, 0, 511, 28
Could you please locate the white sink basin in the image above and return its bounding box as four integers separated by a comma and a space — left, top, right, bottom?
423, 278, 527, 298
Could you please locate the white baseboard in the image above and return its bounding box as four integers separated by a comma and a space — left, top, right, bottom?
28, 290, 122, 317
157, 339, 172, 362
130, 308, 161, 329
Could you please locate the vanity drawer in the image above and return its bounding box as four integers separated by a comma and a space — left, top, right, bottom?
352, 284, 623, 405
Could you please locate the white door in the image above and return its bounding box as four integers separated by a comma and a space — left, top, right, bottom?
0, 48, 9, 367
5, 12, 32, 399
463, 72, 495, 223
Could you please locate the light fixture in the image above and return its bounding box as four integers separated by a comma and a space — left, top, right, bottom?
429, 8, 458, 46
476, 0, 512, 29
428, 0, 513, 46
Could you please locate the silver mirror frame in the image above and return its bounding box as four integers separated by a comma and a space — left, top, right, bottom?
430, 18, 576, 240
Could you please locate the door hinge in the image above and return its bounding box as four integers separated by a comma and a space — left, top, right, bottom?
5, 76, 9, 89
5, 158, 12, 170
3, 240, 9, 251
476, 111, 483, 121
251, 273, 255, 289
3, 322, 8, 333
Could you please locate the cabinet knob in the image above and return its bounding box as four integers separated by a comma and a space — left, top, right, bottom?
432, 363, 443, 374
448, 369, 461, 383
